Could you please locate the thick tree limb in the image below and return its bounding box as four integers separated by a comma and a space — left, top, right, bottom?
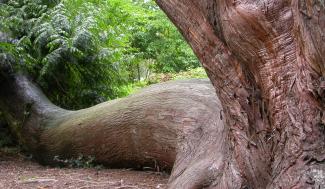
1, 0, 324, 188
0, 74, 227, 186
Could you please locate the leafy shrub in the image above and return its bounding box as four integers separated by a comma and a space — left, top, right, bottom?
129, 1, 200, 74
0, 0, 201, 109
1, 0, 127, 109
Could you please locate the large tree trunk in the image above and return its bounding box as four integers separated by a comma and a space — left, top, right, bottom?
156, 0, 325, 188
0, 73, 224, 174
1, 1, 324, 189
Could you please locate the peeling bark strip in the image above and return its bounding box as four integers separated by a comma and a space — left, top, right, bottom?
156, 0, 325, 188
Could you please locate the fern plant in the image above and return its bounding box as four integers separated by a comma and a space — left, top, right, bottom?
1, 0, 129, 109
1, 0, 200, 109
30, 1, 129, 109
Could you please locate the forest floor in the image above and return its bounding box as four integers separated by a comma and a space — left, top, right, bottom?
0, 149, 169, 189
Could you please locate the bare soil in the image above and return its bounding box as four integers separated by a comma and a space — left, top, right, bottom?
0, 150, 169, 189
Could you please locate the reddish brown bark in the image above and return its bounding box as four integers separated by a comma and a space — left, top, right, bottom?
156, 0, 325, 188
1, 1, 324, 189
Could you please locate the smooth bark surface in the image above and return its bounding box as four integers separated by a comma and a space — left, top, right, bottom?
156, 0, 325, 188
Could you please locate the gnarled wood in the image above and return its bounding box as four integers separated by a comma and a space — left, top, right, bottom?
157, 0, 325, 188
1, 0, 324, 188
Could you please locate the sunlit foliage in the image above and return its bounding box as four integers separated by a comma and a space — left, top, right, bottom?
0, 0, 200, 109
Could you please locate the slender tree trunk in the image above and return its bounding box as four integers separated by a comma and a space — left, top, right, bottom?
156, 0, 325, 188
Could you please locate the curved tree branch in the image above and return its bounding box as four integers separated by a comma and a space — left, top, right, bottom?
0, 74, 226, 182
1, 1, 324, 188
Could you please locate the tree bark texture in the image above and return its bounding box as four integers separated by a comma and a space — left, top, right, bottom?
156, 0, 325, 188
0, 73, 225, 181
0, 0, 324, 188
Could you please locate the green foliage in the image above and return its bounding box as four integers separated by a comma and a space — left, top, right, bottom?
129, 6, 199, 73
27, 1, 127, 109
0, 0, 201, 109
119, 67, 208, 95
1, 0, 127, 109
148, 67, 208, 84
0, 41, 16, 76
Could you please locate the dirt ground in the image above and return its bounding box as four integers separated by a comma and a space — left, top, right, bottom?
0, 150, 169, 189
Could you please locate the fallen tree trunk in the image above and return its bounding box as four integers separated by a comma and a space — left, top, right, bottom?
0, 73, 224, 175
